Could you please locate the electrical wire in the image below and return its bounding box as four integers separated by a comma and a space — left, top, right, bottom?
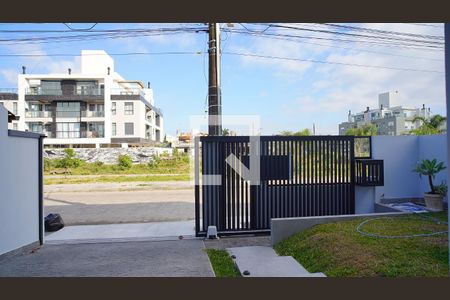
63, 23, 98, 31
221, 51, 444, 74
227, 30, 443, 61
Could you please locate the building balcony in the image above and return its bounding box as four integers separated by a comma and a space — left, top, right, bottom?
25, 111, 53, 118
45, 131, 105, 139
25, 88, 104, 102
81, 111, 105, 118
110, 88, 146, 100
0, 88, 18, 100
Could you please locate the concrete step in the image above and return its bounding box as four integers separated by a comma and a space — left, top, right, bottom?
227, 246, 326, 277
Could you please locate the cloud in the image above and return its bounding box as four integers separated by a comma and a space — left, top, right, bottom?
232, 23, 446, 134
0, 68, 19, 85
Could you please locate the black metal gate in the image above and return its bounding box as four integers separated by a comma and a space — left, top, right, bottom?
195, 135, 356, 237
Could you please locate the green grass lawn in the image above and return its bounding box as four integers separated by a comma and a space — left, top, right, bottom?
45, 156, 190, 176
274, 212, 449, 277
205, 249, 241, 278
44, 155, 191, 184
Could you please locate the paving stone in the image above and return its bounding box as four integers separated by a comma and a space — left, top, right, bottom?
227, 246, 326, 277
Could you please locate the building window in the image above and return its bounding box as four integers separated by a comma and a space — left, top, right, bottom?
111, 102, 116, 115
13, 102, 18, 115
112, 123, 117, 136
125, 122, 134, 135
29, 122, 43, 133
124, 102, 134, 115
56, 102, 81, 118
56, 122, 81, 138
88, 123, 104, 138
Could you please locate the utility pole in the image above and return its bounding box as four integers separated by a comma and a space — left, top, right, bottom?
208, 23, 222, 136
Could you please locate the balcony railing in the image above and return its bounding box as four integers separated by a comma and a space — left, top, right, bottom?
355, 159, 384, 186
49, 131, 105, 139
110, 88, 145, 96
26, 111, 53, 118
81, 111, 105, 117
25, 88, 104, 96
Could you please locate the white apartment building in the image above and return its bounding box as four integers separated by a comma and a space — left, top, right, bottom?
339, 91, 434, 135
0, 50, 164, 148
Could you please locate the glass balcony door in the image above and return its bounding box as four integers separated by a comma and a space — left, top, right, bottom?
56, 102, 81, 118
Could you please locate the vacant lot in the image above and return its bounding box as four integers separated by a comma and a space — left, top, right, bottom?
275, 212, 449, 277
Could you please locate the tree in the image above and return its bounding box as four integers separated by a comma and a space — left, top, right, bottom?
345, 124, 377, 136
412, 159, 446, 194
222, 128, 231, 136
280, 129, 311, 136
410, 114, 446, 135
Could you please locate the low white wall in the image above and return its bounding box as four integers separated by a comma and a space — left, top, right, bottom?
0, 107, 41, 256
372, 135, 420, 201
370, 135, 448, 203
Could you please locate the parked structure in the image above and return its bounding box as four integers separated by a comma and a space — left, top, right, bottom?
0, 50, 164, 148
339, 91, 434, 135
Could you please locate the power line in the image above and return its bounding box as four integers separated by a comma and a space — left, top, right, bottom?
317, 23, 444, 40
222, 51, 444, 74
63, 23, 98, 31
228, 30, 443, 61
0, 51, 204, 57
257, 23, 444, 46
223, 28, 444, 51
0, 50, 442, 73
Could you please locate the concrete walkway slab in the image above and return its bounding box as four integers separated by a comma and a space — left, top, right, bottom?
45, 220, 195, 244
227, 246, 326, 277
0, 239, 214, 277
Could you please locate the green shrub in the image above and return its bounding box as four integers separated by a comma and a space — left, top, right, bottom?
117, 154, 133, 169
44, 158, 52, 172
64, 148, 76, 159
53, 149, 82, 169
94, 161, 104, 167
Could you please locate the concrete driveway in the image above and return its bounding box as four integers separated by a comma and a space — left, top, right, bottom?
44, 181, 195, 225
0, 239, 214, 277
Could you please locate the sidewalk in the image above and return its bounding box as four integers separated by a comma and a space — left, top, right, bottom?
45, 220, 195, 244
0, 221, 213, 277
0, 239, 213, 277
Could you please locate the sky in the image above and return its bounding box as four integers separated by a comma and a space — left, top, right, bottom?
0, 23, 446, 136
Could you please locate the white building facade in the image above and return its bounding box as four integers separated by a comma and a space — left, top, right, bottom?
0, 50, 164, 148
339, 91, 434, 135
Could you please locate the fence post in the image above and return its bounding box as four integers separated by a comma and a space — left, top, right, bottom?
194, 136, 200, 237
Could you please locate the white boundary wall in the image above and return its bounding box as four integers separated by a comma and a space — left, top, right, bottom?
356, 134, 448, 214
0, 107, 41, 256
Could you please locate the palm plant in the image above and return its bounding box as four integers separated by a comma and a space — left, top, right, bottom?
411, 114, 446, 135
412, 159, 446, 194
